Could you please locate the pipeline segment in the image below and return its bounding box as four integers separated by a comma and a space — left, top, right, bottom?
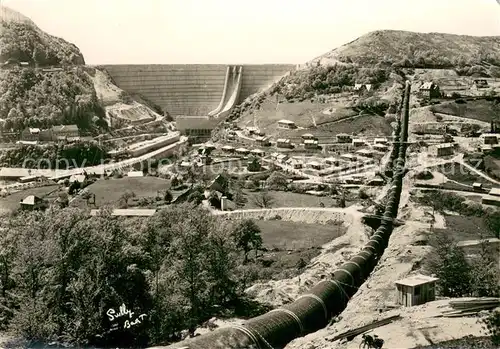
161, 81, 412, 349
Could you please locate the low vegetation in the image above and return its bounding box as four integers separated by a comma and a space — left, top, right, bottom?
0, 143, 109, 168
268, 64, 390, 101
320, 30, 500, 74
0, 205, 276, 347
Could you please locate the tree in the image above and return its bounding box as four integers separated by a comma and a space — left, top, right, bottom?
233, 189, 247, 209
68, 180, 81, 195
485, 210, 500, 238
231, 220, 263, 263
80, 191, 92, 206
266, 172, 288, 191
119, 190, 136, 208
164, 190, 173, 204
57, 192, 69, 208
428, 233, 472, 297
470, 238, 500, 297
252, 191, 274, 208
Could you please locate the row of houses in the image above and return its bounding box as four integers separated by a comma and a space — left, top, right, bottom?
418, 79, 492, 99
21, 124, 80, 142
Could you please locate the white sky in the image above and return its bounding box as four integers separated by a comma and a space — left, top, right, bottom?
2, 0, 500, 65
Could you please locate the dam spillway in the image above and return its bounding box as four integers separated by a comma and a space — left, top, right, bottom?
101, 64, 296, 116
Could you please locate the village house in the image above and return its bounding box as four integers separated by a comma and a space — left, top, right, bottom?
482, 195, 500, 207
472, 79, 489, 89
374, 137, 388, 145
207, 174, 230, 195
325, 157, 340, 166
356, 149, 374, 158
301, 133, 316, 140
341, 154, 357, 162
418, 82, 441, 99
235, 147, 250, 155
373, 144, 389, 152
255, 136, 271, 147
307, 161, 323, 170
277, 119, 296, 129
353, 83, 372, 94
20, 195, 46, 211
52, 124, 79, 139
245, 126, 259, 135
303, 139, 319, 149
286, 158, 303, 169
276, 154, 289, 163
336, 133, 352, 144
69, 174, 86, 184
481, 134, 499, 145
276, 138, 292, 148
251, 149, 265, 157
221, 145, 235, 153
432, 143, 455, 157
352, 138, 366, 147
395, 275, 439, 307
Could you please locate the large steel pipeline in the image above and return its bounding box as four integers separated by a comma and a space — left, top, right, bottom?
160, 81, 412, 349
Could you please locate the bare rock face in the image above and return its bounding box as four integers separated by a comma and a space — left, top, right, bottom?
0, 6, 85, 66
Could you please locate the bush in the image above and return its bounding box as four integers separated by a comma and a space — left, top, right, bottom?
415, 170, 434, 180
481, 310, 500, 346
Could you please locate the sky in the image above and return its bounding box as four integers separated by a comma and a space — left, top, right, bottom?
1, 0, 500, 65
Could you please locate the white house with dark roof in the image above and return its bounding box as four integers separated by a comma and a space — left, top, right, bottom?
277, 119, 296, 129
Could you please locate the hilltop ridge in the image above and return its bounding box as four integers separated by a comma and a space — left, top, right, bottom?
0, 5, 84, 66
309, 30, 500, 73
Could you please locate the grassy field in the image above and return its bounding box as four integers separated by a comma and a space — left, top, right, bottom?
237, 98, 356, 129
436, 215, 496, 242
0, 185, 61, 214
432, 162, 493, 186
430, 99, 497, 123
415, 336, 496, 349
243, 190, 335, 209
254, 219, 347, 281
71, 176, 170, 208
256, 220, 345, 250
316, 114, 393, 136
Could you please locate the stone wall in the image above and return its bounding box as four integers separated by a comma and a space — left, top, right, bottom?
101, 64, 295, 116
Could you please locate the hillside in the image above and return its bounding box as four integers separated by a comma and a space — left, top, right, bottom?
228, 31, 500, 137
0, 6, 167, 134
0, 6, 84, 66
310, 30, 500, 76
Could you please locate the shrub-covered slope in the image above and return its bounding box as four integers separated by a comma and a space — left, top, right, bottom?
312, 30, 500, 73
0, 6, 84, 65
0, 66, 107, 132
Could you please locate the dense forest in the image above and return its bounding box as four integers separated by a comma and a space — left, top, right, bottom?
0, 67, 107, 132
0, 9, 85, 65
0, 205, 269, 347
0, 143, 109, 168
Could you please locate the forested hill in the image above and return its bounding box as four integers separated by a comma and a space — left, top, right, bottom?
0, 6, 107, 133
0, 6, 84, 66
311, 30, 500, 75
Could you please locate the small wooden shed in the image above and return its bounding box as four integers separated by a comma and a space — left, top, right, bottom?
395, 274, 439, 307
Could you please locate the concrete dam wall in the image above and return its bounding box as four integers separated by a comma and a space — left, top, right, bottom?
101, 64, 296, 116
